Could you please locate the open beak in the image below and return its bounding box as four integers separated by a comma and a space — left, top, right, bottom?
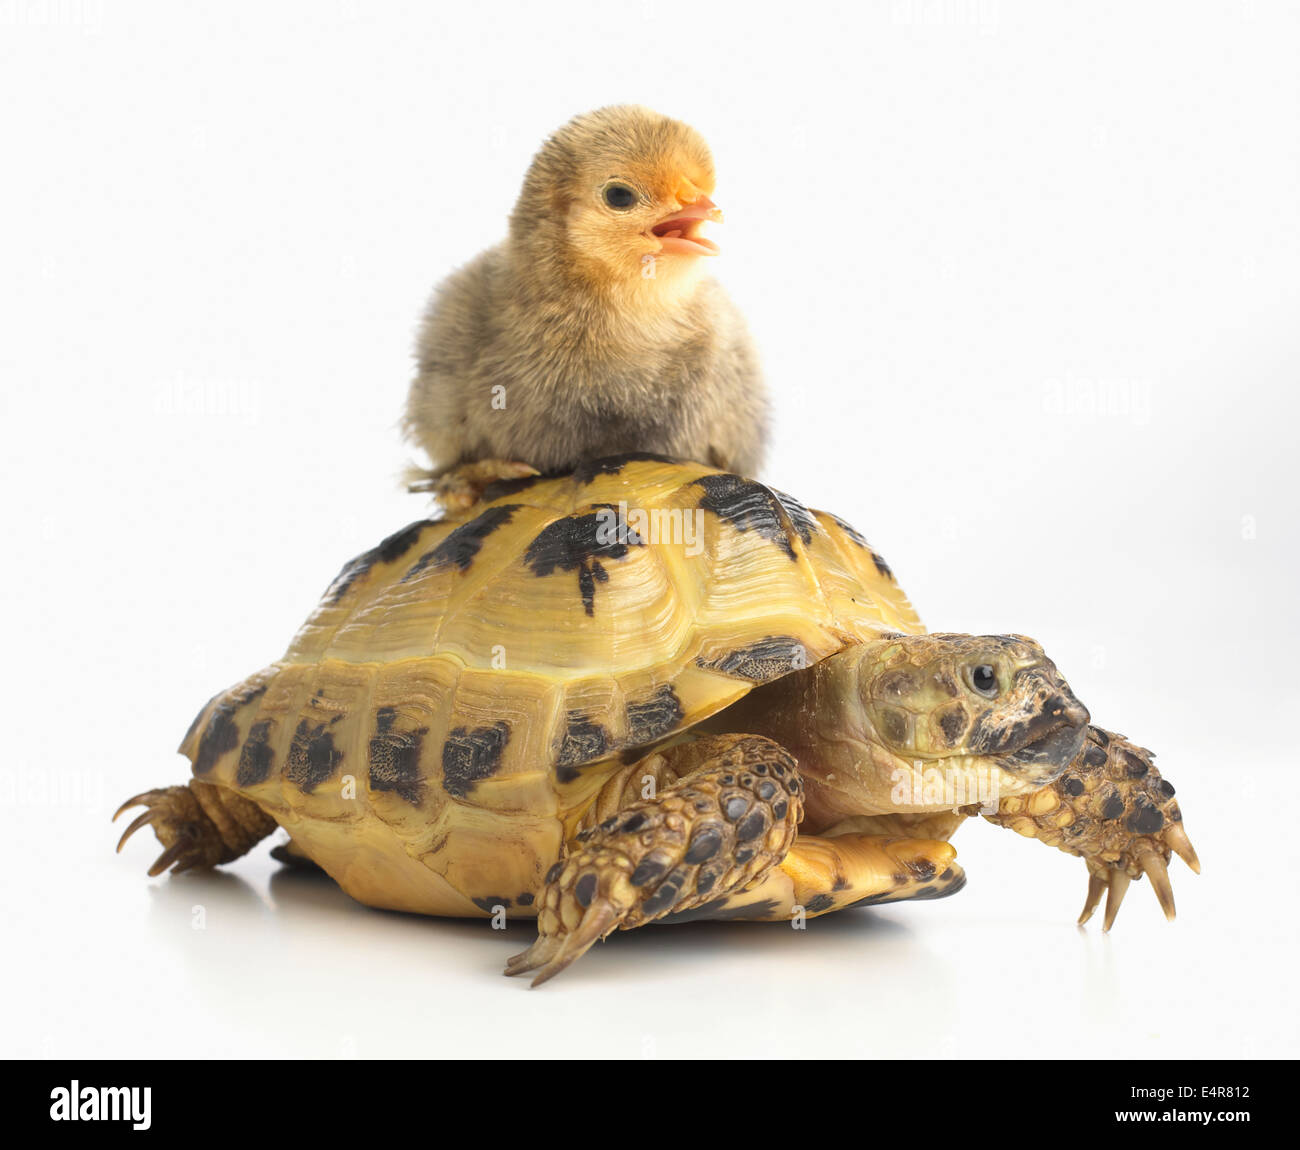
648, 194, 723, 256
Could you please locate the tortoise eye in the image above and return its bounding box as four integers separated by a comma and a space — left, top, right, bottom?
970, 664, 999, 697
602, 183, 637, 210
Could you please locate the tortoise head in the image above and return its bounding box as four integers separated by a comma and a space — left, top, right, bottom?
859, 633, 1090, 793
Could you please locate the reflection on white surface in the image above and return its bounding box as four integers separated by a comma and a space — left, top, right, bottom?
2, 778, 1288, 1059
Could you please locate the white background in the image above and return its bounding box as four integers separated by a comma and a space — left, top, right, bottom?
2, 0, 1297, 1060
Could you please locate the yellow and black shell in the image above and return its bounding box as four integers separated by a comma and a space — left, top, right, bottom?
179, 455, 923, 917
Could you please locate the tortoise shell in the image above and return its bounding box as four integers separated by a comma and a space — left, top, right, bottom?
179, 454, 923, 915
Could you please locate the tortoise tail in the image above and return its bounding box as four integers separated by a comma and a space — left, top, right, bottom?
114, 779, 277, 876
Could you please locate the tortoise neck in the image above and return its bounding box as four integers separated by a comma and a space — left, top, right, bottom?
701, 647, 899, 821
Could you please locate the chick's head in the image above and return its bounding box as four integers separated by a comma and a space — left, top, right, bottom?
510, 105, 723, 290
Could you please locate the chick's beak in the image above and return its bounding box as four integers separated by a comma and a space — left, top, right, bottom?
649, 193, 723, 256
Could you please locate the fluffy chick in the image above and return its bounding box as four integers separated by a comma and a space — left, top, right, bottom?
403, 105, 767, 507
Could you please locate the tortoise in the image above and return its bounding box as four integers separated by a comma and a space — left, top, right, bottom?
116, 454, 1198, 984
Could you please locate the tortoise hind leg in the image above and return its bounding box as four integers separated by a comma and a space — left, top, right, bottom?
506, 733, 803, 986
115, 779, 276, 875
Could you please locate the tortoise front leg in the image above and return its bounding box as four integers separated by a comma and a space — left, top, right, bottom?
506, 737, 967, 984
505, 734, 803, 986
982, 725, 1200, 928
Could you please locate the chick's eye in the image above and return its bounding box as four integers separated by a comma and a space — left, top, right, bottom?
602, 183, 637, 210
970, 665, 998, 697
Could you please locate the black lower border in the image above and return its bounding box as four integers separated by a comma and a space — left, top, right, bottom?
1, 1059, 1278, 1137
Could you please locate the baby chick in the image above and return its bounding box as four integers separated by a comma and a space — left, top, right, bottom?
403, 105, 767, 508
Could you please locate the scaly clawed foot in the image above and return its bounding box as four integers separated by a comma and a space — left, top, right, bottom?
1077, 817, 1200, 930
408, 459, 540, 513
506, 734, 803, 986
986, 726, 1199, 929
114, 781, 276, 876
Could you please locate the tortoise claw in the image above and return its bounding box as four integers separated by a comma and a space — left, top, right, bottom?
113, 790, 160, 823
505, 901, 620, 988
1092, 813, 1199, 929
1165, 822, 1201, 874
1078, 872, 1107, 925
1140, 850, 1177, 921
413, 459, 541, 512
1098, 814, 1200, 929
1101, 870, 1131, 931
147, 840, 191, 877
1081, 844, 1182, 931
115, 809, 158, 853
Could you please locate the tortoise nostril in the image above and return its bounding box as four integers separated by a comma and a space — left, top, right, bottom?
1059, 697, 1090, 727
